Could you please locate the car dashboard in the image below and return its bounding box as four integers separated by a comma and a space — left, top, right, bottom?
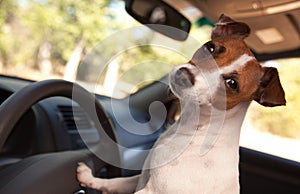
0, 75, 165, 175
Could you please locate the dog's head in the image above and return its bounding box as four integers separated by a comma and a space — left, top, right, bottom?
169, 14, 286, 110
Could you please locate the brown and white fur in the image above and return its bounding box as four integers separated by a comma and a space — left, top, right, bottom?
77, 14, 286, 194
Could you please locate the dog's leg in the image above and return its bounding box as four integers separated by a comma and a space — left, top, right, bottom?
77, 162, 139, 193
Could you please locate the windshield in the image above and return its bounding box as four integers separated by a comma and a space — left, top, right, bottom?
0, 0, 210, 98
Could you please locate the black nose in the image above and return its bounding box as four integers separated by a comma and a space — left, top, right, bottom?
174, 67, 195, 87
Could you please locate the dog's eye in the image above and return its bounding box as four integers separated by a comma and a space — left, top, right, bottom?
205, 41, 215, 53
225, 78, 239, 91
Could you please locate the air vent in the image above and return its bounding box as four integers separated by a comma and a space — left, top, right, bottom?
57, 105, 94, 131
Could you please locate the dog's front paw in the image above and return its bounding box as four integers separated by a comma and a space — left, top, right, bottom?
77, 162, 96, 188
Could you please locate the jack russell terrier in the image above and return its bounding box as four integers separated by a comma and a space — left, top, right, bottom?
77, 14, 286, 194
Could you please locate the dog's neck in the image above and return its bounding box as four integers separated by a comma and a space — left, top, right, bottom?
180, 100, 250, 154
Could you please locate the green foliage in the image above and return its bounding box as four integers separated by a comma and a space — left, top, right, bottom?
0, 0, 123, 68
249, 59, 300, 139
0, 0, 17, 65
21, 0, 114, 61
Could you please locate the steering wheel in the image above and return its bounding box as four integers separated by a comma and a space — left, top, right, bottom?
0, 79, 121, 193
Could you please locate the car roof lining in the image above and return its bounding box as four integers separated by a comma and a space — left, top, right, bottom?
181, 0, 300, 60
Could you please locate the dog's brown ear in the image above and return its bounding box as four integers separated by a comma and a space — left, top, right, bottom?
211, 14, 250, 40
254, 67, 286, 107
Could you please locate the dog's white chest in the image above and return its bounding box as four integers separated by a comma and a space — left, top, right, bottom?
136, 104, 249, 194
141, 142, 239, 194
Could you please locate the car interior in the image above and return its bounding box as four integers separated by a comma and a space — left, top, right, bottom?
0, 0, 300, 193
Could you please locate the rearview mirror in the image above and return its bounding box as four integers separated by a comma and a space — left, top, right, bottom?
125, 0, 191, 41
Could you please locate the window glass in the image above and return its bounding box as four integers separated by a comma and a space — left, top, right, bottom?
241, 58, 300, 162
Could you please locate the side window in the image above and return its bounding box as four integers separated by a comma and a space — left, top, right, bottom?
240, 58, 300, 162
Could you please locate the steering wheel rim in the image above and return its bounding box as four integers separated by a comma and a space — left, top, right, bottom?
0, 79, 121, 193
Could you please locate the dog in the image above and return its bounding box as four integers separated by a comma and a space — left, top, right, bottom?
77, 14, 286, 194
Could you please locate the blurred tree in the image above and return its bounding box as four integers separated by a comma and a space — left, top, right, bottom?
19, 0, 117, 78
0, 0, 125, 77
0, 0, 17, 69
